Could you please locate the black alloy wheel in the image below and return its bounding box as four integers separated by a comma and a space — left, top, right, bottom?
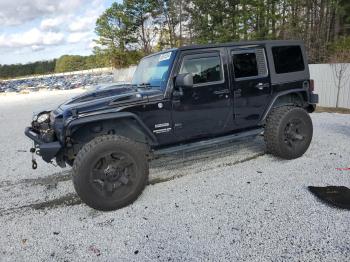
73, 135, 149, 211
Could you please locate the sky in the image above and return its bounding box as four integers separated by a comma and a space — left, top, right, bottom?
0, 0, 117, 65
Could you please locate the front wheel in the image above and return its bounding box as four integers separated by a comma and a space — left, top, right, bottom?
72, 135, 149, 211
264, 106, 313, 160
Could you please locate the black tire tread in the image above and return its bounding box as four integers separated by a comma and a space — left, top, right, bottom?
264, 106, 312, 159
265, 106, 295, 155
72, 135, 149, 211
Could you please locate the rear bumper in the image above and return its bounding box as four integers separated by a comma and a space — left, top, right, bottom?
24, 127, 62, 163
309, 93, 319, 104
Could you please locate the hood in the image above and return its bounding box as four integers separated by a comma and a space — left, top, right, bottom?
57, 84, 163, 117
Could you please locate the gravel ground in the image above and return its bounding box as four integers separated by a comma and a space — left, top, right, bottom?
0, 91, 349, 261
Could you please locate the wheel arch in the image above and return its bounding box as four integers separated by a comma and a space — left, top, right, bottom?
65, 112, 158, 147
260, 89, 310, 124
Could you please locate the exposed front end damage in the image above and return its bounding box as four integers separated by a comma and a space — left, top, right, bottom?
24, 111, 63, 168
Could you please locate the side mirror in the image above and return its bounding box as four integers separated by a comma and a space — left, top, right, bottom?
175, 73, 193, 89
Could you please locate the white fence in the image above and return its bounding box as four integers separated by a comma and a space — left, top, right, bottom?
310, 64, 350, 108
113, 64, 350, 109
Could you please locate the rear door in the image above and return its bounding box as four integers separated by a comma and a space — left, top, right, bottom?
171, 49, 232, 139
230, 47, 271, 128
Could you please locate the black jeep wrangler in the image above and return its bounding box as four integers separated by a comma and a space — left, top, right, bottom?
25, 40, 318, 211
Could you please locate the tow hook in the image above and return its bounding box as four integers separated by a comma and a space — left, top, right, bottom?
30, 147, 38, 170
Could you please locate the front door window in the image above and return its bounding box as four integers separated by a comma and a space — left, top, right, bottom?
179, 55, 223, 85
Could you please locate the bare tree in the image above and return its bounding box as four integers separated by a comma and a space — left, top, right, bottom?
331, 63, 350, 108
330, 44, 350, 107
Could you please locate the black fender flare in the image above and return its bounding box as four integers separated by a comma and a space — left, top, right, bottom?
259, 88, 309, 124
64, 112, 158, 145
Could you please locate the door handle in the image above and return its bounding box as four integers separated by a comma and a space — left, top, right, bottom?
255, 83, 269, 90
173, 87, 184, 97
192, 92, 199, 100
234, 89, 242, 97
213, 89, 230, 95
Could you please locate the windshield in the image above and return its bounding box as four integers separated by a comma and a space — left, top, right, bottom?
132, 51, 175, 90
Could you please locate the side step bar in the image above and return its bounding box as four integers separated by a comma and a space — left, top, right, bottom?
153, 128, 263, 156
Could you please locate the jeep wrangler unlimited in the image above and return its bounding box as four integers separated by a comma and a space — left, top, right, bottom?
25, 40, 318, 211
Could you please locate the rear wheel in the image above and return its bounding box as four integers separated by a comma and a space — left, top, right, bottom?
264, 106, 313, 159
72, 135, 149, 211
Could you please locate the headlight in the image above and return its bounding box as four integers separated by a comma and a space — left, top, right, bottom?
33, 114, 38, 122
37, 113, 50, 123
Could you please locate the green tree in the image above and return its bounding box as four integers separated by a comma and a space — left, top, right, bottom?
187, 0, 240, 44
125, 0, 158, 53
95, 2, 137, 68
55, 55, 86, 73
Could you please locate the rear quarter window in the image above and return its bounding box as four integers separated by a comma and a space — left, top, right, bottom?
272, 46, 305, 74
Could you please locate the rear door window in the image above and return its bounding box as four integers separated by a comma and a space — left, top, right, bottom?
232, 48, 268, 80
232, 52, 258, 78
272, 46, 305, 74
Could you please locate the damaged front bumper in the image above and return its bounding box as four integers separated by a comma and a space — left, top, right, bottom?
24, 127, 62, 163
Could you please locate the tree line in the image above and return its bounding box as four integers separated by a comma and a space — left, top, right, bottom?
95, 0, 350, 67
0, 60, 56, 79
1, 0, 349, 79
0, 54, 112, 79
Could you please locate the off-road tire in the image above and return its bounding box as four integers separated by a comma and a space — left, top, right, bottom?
264, 106, 313, 159
72, 135, 149, 211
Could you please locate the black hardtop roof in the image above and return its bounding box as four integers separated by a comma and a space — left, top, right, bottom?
177, 40, 304, 51
144, 40, 304, 59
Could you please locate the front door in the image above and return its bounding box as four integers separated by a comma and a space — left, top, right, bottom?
171, 49, 232, 140
230, 47, 271, 128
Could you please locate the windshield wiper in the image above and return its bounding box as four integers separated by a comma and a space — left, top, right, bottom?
131, 83, 161, 90
136, 83, 152, 89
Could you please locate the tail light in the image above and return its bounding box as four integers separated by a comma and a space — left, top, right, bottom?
309, 79, 314, 92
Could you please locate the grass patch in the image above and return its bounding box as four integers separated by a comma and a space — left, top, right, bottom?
315, 106, 350, 114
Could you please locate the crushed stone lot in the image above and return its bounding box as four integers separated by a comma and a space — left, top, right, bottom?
0, 90, 349, 261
